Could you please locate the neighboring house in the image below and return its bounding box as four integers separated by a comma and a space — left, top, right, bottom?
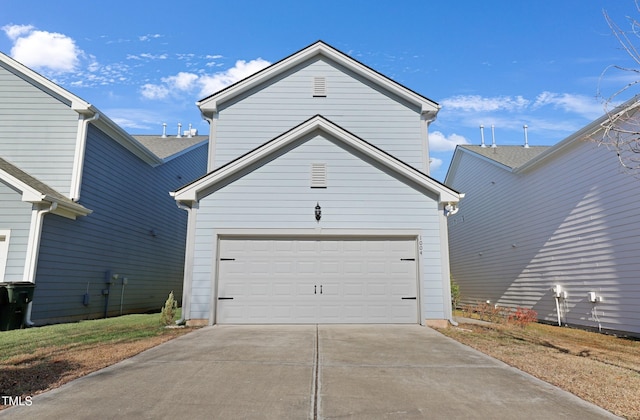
172, 41, 463, 326
0, 52, 208, 325
445, 98, 640, 337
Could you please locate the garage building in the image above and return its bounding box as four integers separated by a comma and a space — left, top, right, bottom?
172, 42, 462, 326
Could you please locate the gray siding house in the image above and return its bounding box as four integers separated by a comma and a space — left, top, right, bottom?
445, 98, 640, 337
172, 41, 462, 326
0, 52, 208, 325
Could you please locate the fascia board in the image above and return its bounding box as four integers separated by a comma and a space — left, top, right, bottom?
197, 42, 439, 115
0, 171, 90, 218
318, 119, 459, 202
0, 52, 91, 112
174, 118, 319, 201
0, 169, 43, 202
93, 115, 163, 166
0, 53, 160, 167
42, 195, 92, 219
516, 96, 640, 173
174, 116, 461, 204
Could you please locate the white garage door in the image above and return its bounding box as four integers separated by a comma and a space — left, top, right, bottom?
216, 238, 418, 324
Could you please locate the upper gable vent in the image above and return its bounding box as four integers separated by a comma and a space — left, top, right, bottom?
310, 163, 327, 188
313, 76, 327, 97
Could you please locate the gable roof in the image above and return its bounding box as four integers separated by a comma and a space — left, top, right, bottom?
516, 95, 640, 173
0, 157, 91, 219
445, 96, 640, 186
0, 52, 168, 167
172, 115, 461, 204
197, 41, 440, 116
132, 135, 208, 160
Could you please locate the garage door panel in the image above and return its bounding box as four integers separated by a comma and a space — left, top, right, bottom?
217, 238, 418, 324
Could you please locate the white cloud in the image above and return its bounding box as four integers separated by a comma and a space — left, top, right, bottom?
2, 24, 33, 40
429, 131, 469, 152
198, 58, 271, 97
441, 95, 530, 112
139, 34, 162, 42
164, 72, 199, 91
429, 157, 443, 172
2, 24, 82, 72
140, 83, 170, 100
532, 91, 602, 119
140, 58, 271, 101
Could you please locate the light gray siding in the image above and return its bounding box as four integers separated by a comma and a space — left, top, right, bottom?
447, 141, 640, 336
31, 124, 208, 324
0, 181, 32, 281
189, 135, 446, 321
213, 58, 423, 169
0, 65, 78, 196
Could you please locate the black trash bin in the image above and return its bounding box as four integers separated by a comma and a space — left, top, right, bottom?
0, 282, 36, 331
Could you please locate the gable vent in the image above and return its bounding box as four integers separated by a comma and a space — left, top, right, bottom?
313, 77, 327, 97
310, 163, 327, 188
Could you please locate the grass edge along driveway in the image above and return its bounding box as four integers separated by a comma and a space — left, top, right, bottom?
0, 312, 195, 407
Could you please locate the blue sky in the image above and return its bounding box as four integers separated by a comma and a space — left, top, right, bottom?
1, 0, 639, 181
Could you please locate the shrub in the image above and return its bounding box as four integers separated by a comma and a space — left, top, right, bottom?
507, 307, 538, 328
451, 278, 461, 310
462, 302, 508, 323
160, 291, 178, 326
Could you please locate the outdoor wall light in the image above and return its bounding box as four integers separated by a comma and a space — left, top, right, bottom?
315, 202, 322, 222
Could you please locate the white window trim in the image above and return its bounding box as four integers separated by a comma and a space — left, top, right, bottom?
0, 230, 10, 281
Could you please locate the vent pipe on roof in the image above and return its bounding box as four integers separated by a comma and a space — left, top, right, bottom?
523, 124, 530, 148
161, 123, 167, 138
176, 123, 182, 138
187, 123, 193, 138
491, 124, 497, 148
480, 125, 486, 148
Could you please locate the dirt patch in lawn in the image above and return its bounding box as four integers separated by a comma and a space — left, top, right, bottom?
0, 327, 192, 409
437, 320, 640, 419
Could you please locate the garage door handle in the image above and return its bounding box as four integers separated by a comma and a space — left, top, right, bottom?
402, 297, 417, 300
218, 297, 234, 300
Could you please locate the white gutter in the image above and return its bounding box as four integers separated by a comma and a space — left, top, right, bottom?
23, 202, 58, 326
421, 110, 438, 175
200, 110, 216, 170
174, 201, 198, 325
70, 112, 100, 202
442, 202, 459, 327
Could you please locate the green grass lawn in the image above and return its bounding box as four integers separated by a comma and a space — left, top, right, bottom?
0, 310, 182, 363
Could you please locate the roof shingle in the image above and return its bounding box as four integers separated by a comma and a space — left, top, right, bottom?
460, 145, 551, 169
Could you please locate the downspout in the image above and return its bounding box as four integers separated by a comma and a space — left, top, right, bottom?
443, 201, 459, 327
421, 111, 438, 175
174, 201, 198, 325
23, 202, 58, 326
70, 112, 100, 202
200, 110, 217, 171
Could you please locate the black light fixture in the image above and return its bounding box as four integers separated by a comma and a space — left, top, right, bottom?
315, 202, 322, 221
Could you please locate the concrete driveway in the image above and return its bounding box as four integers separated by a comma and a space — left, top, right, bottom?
0, 325, 618, 419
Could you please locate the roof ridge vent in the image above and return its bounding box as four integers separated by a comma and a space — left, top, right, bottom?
491, 124, 497, 148
523, 124, 529, 148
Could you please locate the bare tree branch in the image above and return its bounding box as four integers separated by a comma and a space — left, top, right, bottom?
597, 2, 640, 172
